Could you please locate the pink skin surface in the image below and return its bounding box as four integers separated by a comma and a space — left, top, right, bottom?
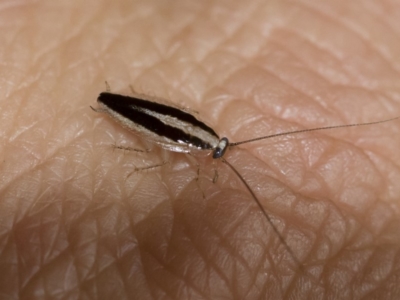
1, 1, 400, 299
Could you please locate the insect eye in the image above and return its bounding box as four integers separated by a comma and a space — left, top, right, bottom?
212, 137, 229, 159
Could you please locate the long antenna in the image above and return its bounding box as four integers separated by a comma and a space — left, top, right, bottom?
220, 157, 306, 273
221, 115, 399, 279
230, 116, 400, 147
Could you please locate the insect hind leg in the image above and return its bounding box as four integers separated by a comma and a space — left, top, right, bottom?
111, 143, 169, 177
112, 144, 151, 154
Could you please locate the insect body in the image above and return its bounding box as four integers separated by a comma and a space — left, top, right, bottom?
92, 91, 399, 272
95, 92, 228, 157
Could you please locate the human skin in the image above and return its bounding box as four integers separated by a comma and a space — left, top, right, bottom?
1, 0, 400, 299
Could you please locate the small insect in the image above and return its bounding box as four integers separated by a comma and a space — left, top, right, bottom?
91, 88, 399, 274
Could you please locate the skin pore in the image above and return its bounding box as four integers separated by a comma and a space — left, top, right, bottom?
1, 0, 400, 299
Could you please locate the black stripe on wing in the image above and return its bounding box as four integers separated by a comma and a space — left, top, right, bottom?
98, 92, 217, 149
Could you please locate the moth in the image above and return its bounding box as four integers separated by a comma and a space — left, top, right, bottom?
91, 88, 399, 273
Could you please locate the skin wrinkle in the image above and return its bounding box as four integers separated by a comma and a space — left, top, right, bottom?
284, 18, 394, 88
263, 64, 334, 117
366, 150, 396, 193
137, 232, 208, 299
265, 36, 342, 88
176, 205, 234, 293
212, 206, 257, 278
1, 0, 400, 299
307, 0, 400, 69
201, 193, 271, 294
1, 114, 91, 193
